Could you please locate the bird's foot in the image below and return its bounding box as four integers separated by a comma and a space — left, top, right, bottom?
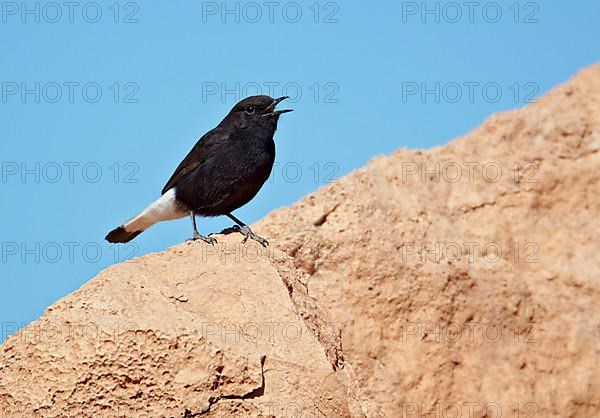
187, 232, 217, 245
232, 225, 269, 247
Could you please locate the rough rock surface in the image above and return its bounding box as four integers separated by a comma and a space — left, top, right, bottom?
257, 64, 600, 417
0, 239, 380, 417
1, 64, 600, 417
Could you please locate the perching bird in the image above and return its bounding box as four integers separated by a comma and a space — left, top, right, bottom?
105, 95, 292, 247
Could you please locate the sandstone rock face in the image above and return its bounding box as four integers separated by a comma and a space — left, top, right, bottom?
257, 64, 600, 418
1, 65, 599, 417
0, 241, 381, 417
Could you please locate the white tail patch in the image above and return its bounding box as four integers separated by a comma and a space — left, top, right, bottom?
123, 188, 187, 232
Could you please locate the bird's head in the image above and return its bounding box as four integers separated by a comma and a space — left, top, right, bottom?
223, 95, 293, 130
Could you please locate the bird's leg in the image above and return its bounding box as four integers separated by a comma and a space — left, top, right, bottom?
188, 211, 217, 245
226, 213, 269, 247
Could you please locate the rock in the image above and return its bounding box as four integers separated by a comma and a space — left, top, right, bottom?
256, 64, 600, 418
2, 64, 600, 417
0, 239, 381, 417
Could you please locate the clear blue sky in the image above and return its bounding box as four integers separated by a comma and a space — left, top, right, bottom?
1, 1, 598, 342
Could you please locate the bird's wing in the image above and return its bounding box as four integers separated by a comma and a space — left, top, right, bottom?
161, 127, 226, 195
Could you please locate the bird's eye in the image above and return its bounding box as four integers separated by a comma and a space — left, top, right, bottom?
245, 106, 255, 114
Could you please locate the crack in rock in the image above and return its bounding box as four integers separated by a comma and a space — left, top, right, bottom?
183, 355, 266, 417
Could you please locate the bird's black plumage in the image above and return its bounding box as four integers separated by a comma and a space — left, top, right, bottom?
105, 95, 292, 245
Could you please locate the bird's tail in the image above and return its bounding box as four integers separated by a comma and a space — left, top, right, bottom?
105, 226, 144, 244
105, 189, 187, 243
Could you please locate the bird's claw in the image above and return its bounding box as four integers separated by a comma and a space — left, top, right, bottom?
188, 233, 217, 245
233, 225, 269, 247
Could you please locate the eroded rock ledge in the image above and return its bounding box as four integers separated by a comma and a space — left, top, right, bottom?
0, 238, 382, 417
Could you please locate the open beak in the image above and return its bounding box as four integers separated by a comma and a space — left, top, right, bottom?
262, 96, 294, 117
